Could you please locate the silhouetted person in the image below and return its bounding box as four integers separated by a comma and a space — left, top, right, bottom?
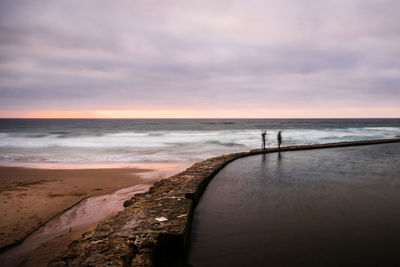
261, 130, 266, 150
277, 131, 282, 149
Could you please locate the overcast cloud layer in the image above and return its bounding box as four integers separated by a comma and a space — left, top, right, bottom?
0, 0, 399, 116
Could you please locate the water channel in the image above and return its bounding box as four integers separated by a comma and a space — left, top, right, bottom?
0, 162, 191, 266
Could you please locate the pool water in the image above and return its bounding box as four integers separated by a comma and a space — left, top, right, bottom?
187, 143, 400, 267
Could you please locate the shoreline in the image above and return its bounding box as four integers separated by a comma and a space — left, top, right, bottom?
47, 138, 400, 266
0, 161, 192, 170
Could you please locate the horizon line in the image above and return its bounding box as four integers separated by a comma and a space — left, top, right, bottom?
1, 117, 399, 120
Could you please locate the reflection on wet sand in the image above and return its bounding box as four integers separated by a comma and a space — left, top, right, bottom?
0, 185, 150, 266
0, 161, 192, 266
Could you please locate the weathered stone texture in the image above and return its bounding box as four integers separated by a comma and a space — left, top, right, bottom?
48, 153, 236, 267
48, 138, 400, 267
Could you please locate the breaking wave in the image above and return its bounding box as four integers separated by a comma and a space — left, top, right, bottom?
0, 119, 399, 164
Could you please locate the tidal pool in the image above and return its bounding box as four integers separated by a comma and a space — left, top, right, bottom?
188, 143, 400, 267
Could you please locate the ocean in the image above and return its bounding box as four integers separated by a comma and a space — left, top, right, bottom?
0, 118, 399, 165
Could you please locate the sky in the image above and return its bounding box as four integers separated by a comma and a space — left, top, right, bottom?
0, 0, 399, 118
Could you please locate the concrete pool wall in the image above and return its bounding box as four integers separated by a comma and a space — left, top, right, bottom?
48, 138, 400, 266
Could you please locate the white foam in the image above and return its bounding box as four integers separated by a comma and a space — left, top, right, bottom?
0, 127, 399, 164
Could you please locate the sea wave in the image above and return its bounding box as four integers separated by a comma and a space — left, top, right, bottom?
0, 126, 399, 163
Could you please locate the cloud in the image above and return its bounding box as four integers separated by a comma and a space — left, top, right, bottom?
0, 0, 399, 116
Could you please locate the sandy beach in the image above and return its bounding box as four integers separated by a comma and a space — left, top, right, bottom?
0, 161, 192, 266
0, 166, 155, 251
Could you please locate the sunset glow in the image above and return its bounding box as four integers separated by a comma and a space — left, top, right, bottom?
1, 1, 399, 118
1, 107, 399, 119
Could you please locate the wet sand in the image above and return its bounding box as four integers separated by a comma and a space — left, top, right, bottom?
0, 162, 192, 266
25, 223, 98, 267
0, 166, 155, 251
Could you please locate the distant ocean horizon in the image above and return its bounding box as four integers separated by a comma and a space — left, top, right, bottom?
1, 118, 400, 165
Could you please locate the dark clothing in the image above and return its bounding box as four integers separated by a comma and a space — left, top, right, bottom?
261, 132, 266, 149
261, 131, 266, 150
277, 131, 282, 148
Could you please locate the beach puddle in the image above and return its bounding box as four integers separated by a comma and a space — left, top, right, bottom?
0, 184, 150, 266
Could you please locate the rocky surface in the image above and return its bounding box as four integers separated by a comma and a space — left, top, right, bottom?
48, 153, 238, 267
48, 138, 400, 267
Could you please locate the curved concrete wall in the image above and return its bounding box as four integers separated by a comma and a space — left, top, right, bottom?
49, 138, 400, 267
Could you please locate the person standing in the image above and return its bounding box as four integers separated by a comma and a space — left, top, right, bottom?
261, 130, 266, 150
277, 131, 282, 149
